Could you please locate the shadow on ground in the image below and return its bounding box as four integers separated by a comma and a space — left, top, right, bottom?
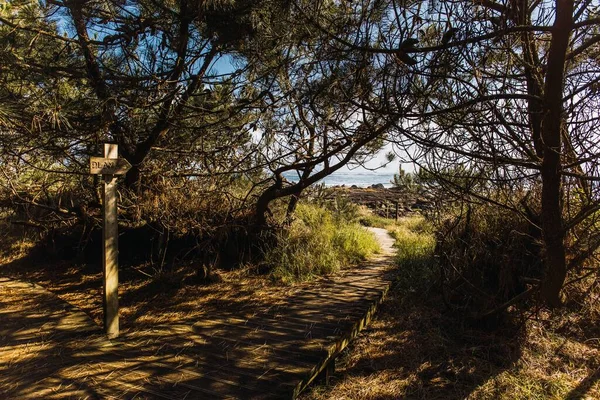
301, 283, 526, 400
1, 235, 398, 399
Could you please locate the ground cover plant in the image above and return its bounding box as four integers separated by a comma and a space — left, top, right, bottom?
302, 212, 600, 400
265, 203, 380, 283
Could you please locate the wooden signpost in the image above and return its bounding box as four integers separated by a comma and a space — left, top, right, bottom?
90, 144, 131, 339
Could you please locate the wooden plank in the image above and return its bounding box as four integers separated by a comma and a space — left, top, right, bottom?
280, 291, 383, 305
0, 230, 397, 399
293, 275, 392, 398
81, 352, 295, 399
195, 315, 348, 339
101, 332, 313, 378
90, 157, 132, 175
264, 302, 375, 317
193, 319, 337, 347
229, 312, 359, 332
120, 325, 321, 368
188, 327, 329, 361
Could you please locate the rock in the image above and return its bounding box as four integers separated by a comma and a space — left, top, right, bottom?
412, 198, 433, 210
351, 185, 358, 189
371, 183, 385, 189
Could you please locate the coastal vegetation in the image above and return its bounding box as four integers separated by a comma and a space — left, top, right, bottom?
265, 203, 380, 283
1, 0, 600, 398
304, 208, 600, 400
2, 0, 599, 308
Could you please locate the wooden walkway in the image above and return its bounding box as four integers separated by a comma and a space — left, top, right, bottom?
1, 228, 396, 399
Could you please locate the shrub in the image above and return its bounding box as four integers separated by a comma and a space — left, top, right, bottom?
265, 203, 380, 282
391, 165, 422, 192
434, 202, 543, 318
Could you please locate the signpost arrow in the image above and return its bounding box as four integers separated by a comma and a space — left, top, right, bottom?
90, 156, 132, 175
89, 144, 130, 339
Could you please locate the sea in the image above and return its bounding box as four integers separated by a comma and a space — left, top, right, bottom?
282, 170, 395, 188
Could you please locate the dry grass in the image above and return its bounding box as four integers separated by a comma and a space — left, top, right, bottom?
0, 222, 37, 264
301, 215, 600, 400
3, 216, 599, 400
301, 284, 600, 400
0, 213, 393, 398
0, 257, 311, 331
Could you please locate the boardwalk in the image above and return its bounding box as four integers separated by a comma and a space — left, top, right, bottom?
1, 228, 396, 399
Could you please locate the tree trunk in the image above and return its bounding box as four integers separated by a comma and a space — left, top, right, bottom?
255, 186, 279, 227
285, 193, 301, 224
539, 0, 574, 307
124, 164, 141, 191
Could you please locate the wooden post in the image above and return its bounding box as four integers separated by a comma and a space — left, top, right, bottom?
90, 144, 130, 338
395, 201, 400, 221
325, 359, 335, 385
316, 359, 336, 386
103, 143, 119, 339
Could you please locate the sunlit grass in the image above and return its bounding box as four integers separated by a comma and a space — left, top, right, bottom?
357, 212, 393, 229
385, 215, 436, 293
0, 219, 37, 265
266, 204, 380, 283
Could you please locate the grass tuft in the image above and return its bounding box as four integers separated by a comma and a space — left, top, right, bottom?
388, 215, 436, 293
265, 204, 380, 283
357, 212, 393, 229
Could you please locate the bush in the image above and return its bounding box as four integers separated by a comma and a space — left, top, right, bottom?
1, 172, 269, 280
265, 203, 380, 282
434, 202, 543, 318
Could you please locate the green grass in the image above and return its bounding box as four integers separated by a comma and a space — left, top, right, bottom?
388, 215, 436, 293
357, 212, 393, 229
356, 209, 437, 291
266, 204, 380, 283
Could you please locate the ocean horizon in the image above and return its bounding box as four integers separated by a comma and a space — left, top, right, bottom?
282, 170, 396, 188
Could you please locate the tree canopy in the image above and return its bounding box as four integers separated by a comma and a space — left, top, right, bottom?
2, 0, 600, 307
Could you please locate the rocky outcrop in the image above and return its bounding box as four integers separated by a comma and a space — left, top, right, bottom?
315, 186, 437, 218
